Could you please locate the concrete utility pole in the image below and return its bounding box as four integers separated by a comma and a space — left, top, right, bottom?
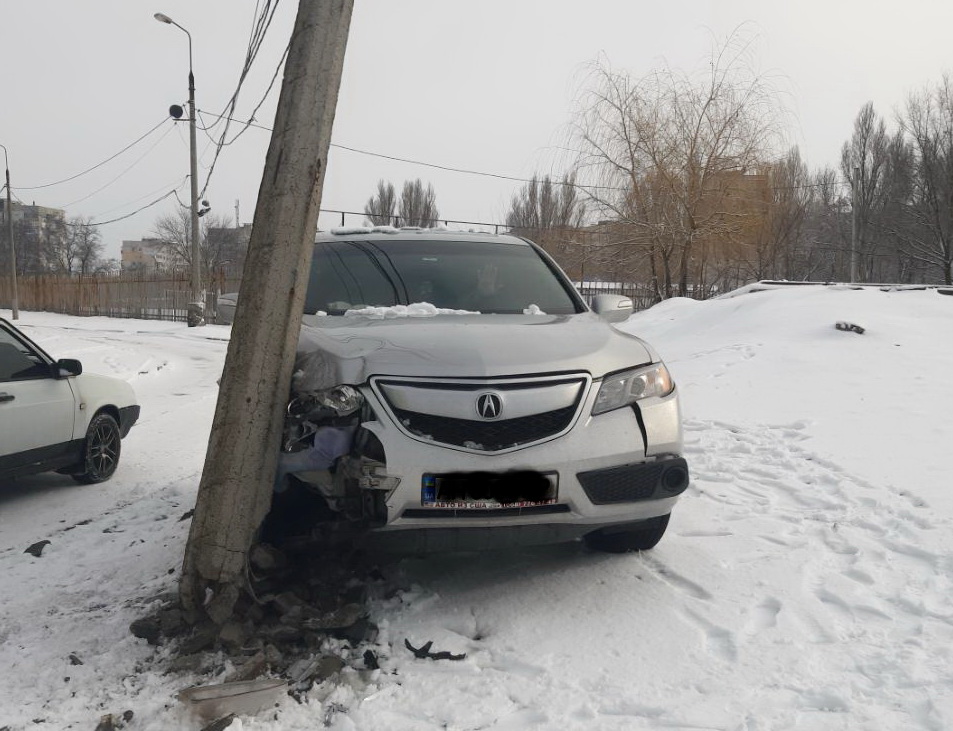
851, 165, 860, 284
154, 12, 205, 326
179, 0, 354, 622
0, 144, 18, 320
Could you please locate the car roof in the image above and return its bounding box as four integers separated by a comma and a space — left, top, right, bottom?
315, 227, 531, 247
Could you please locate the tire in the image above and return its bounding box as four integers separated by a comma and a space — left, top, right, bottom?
583, 514, 671, 553
72, 413, 122, 484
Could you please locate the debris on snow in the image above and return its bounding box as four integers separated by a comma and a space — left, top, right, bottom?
24, 540, 50, 557
404, 638, 466, 661
835, 321, 865, 334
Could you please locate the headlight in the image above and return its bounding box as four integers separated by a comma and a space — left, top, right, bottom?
592, 363, 674, 415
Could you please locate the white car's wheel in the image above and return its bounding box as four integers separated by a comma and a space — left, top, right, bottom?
72, 413, 122, 484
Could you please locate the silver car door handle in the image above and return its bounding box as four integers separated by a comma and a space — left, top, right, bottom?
0, 392, 14, 403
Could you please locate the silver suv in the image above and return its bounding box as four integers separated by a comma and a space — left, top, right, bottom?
270, 229, 688, 553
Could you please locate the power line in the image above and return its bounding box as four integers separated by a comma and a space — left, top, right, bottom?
195, 108, 851, 196
196, 0, 287, 200
85, 189, 182, 227
14, 118, 171, 191
58, 126, 175, 209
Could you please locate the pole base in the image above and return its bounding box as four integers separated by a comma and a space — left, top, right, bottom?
187, 301, 206, 327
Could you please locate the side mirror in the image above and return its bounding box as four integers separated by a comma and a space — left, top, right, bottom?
56, 358, 83, 378
590, 294, 634, 323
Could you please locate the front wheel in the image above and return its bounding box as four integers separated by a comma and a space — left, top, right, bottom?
583, 514, 670, 553
72, 413, 122, 484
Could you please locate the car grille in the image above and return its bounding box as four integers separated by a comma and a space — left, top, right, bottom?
393, 404, 577, 451
373, 375, 589, 452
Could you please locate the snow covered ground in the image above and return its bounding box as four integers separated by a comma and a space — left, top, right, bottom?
1, 284, 951, 730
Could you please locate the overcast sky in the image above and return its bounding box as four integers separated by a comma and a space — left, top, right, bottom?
3, 0, 952, 260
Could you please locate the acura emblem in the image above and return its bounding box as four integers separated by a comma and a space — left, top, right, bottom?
476, 392, 503, 420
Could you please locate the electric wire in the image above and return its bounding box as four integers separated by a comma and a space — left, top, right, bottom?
195, 108, 852, 196
14, 118, 171, 191
195, 0, 285, 200
58, 126, 175, 209
86, 188, 182, 227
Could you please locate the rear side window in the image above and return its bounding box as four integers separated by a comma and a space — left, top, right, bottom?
304, 239, 584, 315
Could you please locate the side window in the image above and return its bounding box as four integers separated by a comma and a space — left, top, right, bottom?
0, 329, 50, 382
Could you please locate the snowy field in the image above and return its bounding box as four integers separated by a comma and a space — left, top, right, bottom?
1, 284, 952, 730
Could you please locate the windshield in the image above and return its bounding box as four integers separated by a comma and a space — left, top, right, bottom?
304, 238, 584, 316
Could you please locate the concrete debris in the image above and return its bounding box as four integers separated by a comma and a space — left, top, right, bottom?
129, 617, 161, 646
199, 714, 236, 731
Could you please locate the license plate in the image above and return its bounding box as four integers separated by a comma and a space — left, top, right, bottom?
421, 471, 558, 508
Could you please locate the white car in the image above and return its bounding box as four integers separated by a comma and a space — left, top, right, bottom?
0, 318, 139, 484
264, 229, 689, 553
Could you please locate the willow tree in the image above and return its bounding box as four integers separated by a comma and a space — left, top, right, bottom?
574, 34, 786, 299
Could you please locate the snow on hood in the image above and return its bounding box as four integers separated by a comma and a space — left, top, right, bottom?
293, 310, 654, 390
344, 302, 479, 319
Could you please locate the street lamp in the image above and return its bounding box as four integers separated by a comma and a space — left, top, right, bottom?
154, 11, 204, 326
0, 143, 18, 320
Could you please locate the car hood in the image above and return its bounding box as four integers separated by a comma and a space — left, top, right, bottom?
295, 313, 655, 388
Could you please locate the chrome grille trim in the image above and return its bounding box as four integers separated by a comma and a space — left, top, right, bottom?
370, 373, 591, 453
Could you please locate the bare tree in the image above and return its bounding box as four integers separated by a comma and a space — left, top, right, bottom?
364, 179, 397, 225
750, 147, 811, 281
398, 179, 438, 227
574, 34, 785, 299
506, 173, 587, 275
152, 208, 193, 269
153, 210, 241, 282
898, 75, 953, 284
69, 217, 104, 275
841, 103, 892, 281
800, 165, 851, 281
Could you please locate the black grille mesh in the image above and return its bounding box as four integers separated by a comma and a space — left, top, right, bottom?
577, 462, 666, 504
393, 404, 577, 451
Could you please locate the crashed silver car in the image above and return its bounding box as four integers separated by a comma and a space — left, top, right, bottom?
272, 229, 689, 553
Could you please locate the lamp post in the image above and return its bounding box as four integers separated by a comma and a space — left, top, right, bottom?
154, 12, 204, 326
0, 144, 18, 320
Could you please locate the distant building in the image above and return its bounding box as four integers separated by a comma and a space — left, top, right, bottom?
206, 223, 252, 277
0, 200, 67, 273
121, 238, 173, 271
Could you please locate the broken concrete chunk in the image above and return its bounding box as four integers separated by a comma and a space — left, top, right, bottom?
199, 714, 236, 731
217, 621, 249, 653
129, 617, 162, 646
179, 622, 219, 655
205, 583, 241, 626
250, 544, 288, 572
224, 650, 267, 684
302, 602, 363, 631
